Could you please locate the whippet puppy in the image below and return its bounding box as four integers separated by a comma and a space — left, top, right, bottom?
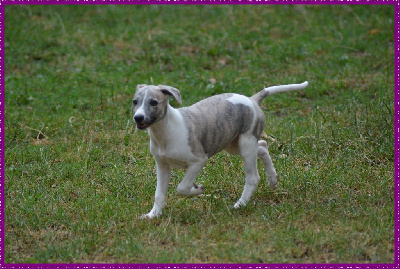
133, 81, 308, 219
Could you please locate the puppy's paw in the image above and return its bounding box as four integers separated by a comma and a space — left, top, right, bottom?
191, 184, 205, 196
233, 198, 247, 209
177, 184, 205, 196
268, 175, 278, 190
140, 211, 161, 220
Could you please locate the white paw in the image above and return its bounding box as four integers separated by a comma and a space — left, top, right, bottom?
190, 184, 205, 196
140, 211, 161, 220
233, 198, 247, 209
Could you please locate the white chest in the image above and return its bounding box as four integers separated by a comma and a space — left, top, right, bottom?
148, 109, 204, 169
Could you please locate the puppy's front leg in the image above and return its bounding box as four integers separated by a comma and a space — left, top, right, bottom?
176, 161, 206, 196
141, 160, 171, 219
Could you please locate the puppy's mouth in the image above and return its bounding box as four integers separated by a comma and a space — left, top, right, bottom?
136, 123, 151, 130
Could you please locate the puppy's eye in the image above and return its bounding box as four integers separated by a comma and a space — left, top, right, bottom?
149, 100, 158, 106
133, 100, 138, 106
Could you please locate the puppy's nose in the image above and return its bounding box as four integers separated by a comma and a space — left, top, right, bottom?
134, 114, 144, 123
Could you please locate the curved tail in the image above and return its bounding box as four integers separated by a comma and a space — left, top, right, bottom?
251, 81, 309, 104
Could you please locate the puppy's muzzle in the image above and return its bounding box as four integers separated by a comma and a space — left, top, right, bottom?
134, 114, 150, 130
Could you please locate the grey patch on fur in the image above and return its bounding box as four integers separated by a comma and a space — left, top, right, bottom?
251, 90, 270, 104
252, 107, 266, 139
179, 94, 258, 158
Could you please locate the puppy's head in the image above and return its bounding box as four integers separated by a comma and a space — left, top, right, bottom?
133, 84, 182, 130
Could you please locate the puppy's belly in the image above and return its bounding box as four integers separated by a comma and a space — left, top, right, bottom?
153, 148, 205, 169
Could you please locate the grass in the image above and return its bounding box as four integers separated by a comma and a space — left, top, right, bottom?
5, 4, 394, 264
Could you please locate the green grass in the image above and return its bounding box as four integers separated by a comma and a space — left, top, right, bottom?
5, 5, 394, 263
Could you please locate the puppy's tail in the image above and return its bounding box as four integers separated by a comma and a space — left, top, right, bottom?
251, 81, 309, 104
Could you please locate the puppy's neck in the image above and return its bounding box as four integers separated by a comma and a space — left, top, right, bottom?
148, 104, 182, 147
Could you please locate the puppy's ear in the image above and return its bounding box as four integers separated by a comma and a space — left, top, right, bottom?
136, 84, 147, 91
158, 85, 182, 104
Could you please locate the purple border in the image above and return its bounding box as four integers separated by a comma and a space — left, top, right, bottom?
1, 265, 398, 268
395, 0, 399, 267
0, 1, 398, 268
1, 0, 5, 268
0, 0, 397, 4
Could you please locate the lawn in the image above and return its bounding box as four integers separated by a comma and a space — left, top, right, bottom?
4, 4, 395, 263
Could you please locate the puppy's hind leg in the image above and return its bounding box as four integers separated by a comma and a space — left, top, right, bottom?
234, 135, 260, 209
257, 140, 278, 190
